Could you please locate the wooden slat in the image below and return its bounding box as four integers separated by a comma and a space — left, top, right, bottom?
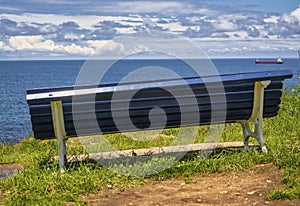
53, 141, 256, 162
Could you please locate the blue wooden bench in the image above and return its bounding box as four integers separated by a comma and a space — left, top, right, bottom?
26, 70, 292, 168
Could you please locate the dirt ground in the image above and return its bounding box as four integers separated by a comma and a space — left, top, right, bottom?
82, 163, 299, 206
1, 163, 299, 205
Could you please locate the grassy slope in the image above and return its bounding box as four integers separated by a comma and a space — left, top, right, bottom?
0, 92, 299, 205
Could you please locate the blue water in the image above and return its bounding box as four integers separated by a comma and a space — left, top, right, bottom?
0, 58, 299, 144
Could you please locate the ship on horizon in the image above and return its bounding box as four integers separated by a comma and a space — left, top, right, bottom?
255, 57, 283, 64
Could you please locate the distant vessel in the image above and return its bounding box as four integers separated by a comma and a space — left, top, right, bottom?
255, 57, 283, 64
298, 50, 300, 60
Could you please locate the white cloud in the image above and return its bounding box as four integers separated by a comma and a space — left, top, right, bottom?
225, 31, 250, 39
0, 6, 22, 11
63, 43, 94, 55
87, 40, 125, 55
8, 35, 94, 55
129, 44, 150, 54
5, 35, 128, 57
115, 27, 135, 34
0, 41, 13, 51
212, 19, 238, 31
9, 36, 47, 50
159, 22, 186, 32
39, 24, 58, 33
30, 0, 83, 5
280, 5, 300, 25
290, 4, 300, 21
263, 16, 279, 24
281, 13, 298, 24
194, 39, 299, 57
99, 1, 193, 15
0, 13, 143, 30
64, 33, 80, 40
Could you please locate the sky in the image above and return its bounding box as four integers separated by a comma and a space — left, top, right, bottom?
0, 0, 300, 59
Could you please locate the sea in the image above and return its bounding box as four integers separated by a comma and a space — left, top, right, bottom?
0, 58, 299, 144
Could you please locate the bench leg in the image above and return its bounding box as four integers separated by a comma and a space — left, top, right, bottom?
58, 134, 67, 172
242, 80, 270, 153
241, 121, 267, 153
51, 101, 68, 172
241, 122, 251, 151
254, 119, 267, 153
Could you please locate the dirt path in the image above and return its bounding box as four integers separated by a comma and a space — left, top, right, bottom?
83, 163, 299, 206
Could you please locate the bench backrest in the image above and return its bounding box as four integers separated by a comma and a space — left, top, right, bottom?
27, 70, 292, 139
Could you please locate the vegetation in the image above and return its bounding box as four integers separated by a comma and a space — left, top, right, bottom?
0, 92, 299, 205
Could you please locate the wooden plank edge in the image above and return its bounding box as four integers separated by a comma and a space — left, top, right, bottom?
52, 141, 256, 163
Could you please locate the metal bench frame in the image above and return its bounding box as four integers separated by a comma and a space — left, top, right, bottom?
240, 80, 271, 153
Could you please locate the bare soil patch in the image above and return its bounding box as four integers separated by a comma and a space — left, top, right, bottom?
0, 163, 24, 203
0, 163, 23, 180
83, 163, 299, 206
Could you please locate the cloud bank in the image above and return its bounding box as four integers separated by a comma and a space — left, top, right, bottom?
0, 1, 299, 59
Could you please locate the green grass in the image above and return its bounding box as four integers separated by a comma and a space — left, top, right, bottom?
0, 92, 299, 205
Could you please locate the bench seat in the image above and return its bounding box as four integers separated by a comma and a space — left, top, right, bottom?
27, 70, 292, 139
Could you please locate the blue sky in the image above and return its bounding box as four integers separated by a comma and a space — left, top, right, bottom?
0, 0, 300, 59
205, 0, 299, 13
